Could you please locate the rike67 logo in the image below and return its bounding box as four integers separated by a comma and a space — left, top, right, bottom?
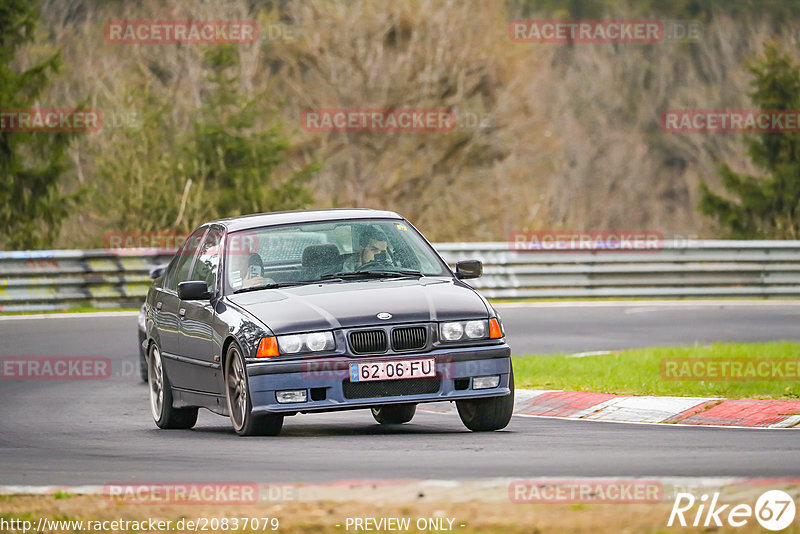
668, 490, 796, 531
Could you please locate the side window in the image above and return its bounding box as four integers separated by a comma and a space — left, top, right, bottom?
165, 228, 207, 291
189, 228, 223, 294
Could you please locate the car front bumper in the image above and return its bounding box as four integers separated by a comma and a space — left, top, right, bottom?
246, 344, 512, 414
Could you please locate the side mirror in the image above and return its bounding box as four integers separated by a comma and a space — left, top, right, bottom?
178, 280, 211, 301
455, 260, 482, 280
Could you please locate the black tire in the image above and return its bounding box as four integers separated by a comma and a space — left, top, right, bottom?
148, 343, 198, 429
138, 343, 148, 383
225, 342, 284, 437
371, 403, 416, 424
456, 369, 514, 432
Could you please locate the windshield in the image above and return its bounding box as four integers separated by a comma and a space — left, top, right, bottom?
224, 219, 449, 293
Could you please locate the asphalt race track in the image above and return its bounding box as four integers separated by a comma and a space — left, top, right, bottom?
497, 301, 800, 354
1, 302, 799, 485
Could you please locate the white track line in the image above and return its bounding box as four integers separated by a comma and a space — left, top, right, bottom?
494, 300, 800, 309
0, 311, 138, 321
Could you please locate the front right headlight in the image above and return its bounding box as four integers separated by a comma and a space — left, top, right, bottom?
439, 320, 489, 342
276, 331, 335, 354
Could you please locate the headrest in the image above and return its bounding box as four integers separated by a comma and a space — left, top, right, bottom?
302, 244, 340, 267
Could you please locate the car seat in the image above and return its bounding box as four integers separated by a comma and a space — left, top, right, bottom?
301, 244, 341, 280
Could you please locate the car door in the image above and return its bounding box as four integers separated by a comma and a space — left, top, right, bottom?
158, 227, 207, 390
177, 226, 224, 394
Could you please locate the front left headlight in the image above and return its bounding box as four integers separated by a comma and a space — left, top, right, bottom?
276, 331, 335, 354
439, 320, 489, 342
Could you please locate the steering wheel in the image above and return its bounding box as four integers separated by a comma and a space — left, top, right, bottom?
355, 260, 388, 272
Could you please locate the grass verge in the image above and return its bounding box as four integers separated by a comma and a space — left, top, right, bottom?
513, 341, 800, 400
1, 490, 797, 534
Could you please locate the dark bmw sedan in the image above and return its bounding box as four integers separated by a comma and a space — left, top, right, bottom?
143, 209, 513, 436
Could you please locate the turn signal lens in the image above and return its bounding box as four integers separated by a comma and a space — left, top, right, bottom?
256, 336, 279, 357
488, 318, 503, 339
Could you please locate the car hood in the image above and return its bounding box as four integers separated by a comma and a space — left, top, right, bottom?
226, 277, 489, 334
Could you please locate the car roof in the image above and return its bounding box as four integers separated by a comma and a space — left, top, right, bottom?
210, 208, 404, 232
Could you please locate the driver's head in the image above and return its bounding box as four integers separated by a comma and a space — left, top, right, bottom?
246, 253, 263, 278
231, 251, 260, 277
360, 227, 388, 263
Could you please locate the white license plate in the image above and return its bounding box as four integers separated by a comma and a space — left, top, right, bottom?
349, 359, 436, 382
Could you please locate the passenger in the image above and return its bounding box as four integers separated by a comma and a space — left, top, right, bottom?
230, 252, 268, 289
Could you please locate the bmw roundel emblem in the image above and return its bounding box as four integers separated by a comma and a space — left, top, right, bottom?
377, 312, 392, 320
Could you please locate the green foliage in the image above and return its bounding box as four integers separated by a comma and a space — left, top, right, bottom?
0, 0, 81, 249
91, 45, 314, 240
90, 89, 205, 237
699, 42, 800, 238
184, 45, 314, 221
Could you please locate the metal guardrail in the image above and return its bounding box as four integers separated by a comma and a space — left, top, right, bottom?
1, 241, 799, 311
0, 249, 175, 312
436, 240, 800, 299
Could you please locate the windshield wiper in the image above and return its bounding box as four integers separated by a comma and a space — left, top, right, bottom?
319, 269, 423, 280
376, 269, 424, 277
234, 270, 424, 292
233, 281, 312, 294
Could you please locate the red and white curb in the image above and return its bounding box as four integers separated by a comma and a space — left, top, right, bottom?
512, 390, 800, 428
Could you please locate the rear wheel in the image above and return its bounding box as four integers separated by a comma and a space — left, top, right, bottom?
225, 343, 283, 436
371, 403, 416, 424
148, 343, 198, 429
456, 369, 514, 432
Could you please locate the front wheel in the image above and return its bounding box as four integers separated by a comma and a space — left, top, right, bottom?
148, 343, 198, 429
138, 343, 148, 383
456, 370, 514, 432
225, 342, 283, 436
371, 403, 416, 424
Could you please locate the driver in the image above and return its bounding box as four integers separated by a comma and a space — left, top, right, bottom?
343, 227, 388, 271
